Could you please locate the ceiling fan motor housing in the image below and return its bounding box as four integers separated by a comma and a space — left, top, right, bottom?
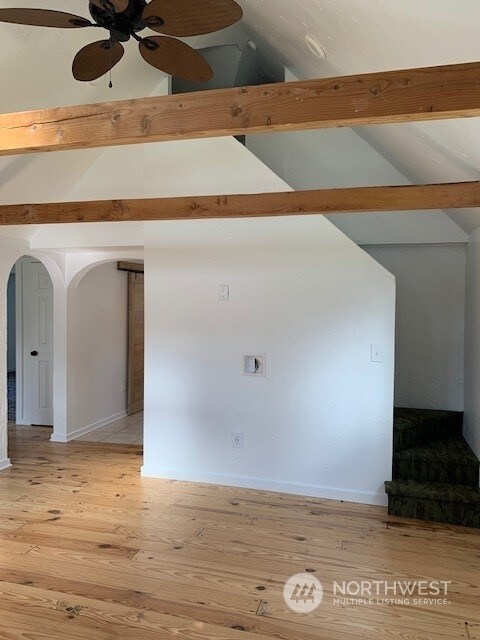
90, 0, 157, 42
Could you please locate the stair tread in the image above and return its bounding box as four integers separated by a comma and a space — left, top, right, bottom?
385, 479, 480, 503
395, 437, 479, 466
394, 408, 463, 433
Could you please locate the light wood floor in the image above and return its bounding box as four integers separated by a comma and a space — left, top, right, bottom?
1, 425, 479, 640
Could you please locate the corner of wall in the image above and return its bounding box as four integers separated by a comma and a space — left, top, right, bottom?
464, 230, 480, 460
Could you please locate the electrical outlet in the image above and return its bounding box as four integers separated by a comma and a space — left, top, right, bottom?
232, 432, 244, 449
121, 380, 127, 393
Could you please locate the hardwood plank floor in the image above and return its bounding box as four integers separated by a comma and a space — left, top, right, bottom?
1, 424, 479, 639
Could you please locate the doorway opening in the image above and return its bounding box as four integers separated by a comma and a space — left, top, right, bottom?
7, 270, 16, 422
7, 256, 54, 442
71, 260, 144, 447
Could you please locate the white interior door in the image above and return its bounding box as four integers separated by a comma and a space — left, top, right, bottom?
20, 259, 54, 426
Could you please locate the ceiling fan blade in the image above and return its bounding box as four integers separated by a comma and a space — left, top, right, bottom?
139, 36, 213, 83
72, 40, 124, 81
0, 8, 91, 28
143, 0, 243, 37
89, 0, 129, 13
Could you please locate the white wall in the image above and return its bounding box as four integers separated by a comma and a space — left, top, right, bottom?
365, 244, 466, 411
143, 216, 395, 505
465, 229, 480, 459
16, 135, 291, 443
246, 123, 466, 413
0, 241, 27, 469
67, 262, 128, 439
24, 136, 290, 251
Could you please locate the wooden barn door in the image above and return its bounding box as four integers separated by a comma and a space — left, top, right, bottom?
127, 272, 144, 416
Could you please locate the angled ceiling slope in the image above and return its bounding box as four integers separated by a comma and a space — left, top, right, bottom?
238, 0, 480, 234
0, 0, 245, 243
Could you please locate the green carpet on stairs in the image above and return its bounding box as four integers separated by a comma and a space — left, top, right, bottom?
385, 408, 480, 528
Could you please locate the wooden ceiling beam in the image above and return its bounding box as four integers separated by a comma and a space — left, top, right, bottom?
1, 61, 480, 155
1, 181, 479, 226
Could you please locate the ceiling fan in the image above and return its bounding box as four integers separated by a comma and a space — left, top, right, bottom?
0, 0, 243, 83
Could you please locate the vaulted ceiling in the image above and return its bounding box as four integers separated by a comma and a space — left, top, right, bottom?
1, 0, 479, 241
238, 0, 480, 233
0, 0, 245, 242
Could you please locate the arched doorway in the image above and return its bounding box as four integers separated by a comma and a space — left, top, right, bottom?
6, 255, 58, 460
8, 256, 54, 428
66, 258, 144, 447
3, 252, 67, 464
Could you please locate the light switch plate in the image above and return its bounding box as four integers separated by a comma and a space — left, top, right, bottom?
219, 285, 230, 301
371, 344, 384, 363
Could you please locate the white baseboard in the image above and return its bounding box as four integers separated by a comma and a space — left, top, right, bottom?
50, 433, 68, 443
0, 458, 12, 471
51, 410, 128, 443
140, 466, 388, 507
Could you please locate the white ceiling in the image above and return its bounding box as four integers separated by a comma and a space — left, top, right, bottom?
0, 0, 245, 242
0, 0, 245, 112
238, 0, 480, 233
1, 0, 480, 240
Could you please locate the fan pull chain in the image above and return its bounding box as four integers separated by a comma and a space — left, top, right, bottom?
109, 43, 113, 88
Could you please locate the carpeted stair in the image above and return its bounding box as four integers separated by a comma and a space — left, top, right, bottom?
385, 408, 480, 528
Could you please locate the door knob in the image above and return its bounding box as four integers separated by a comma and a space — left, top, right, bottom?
30, 350, 39, 357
